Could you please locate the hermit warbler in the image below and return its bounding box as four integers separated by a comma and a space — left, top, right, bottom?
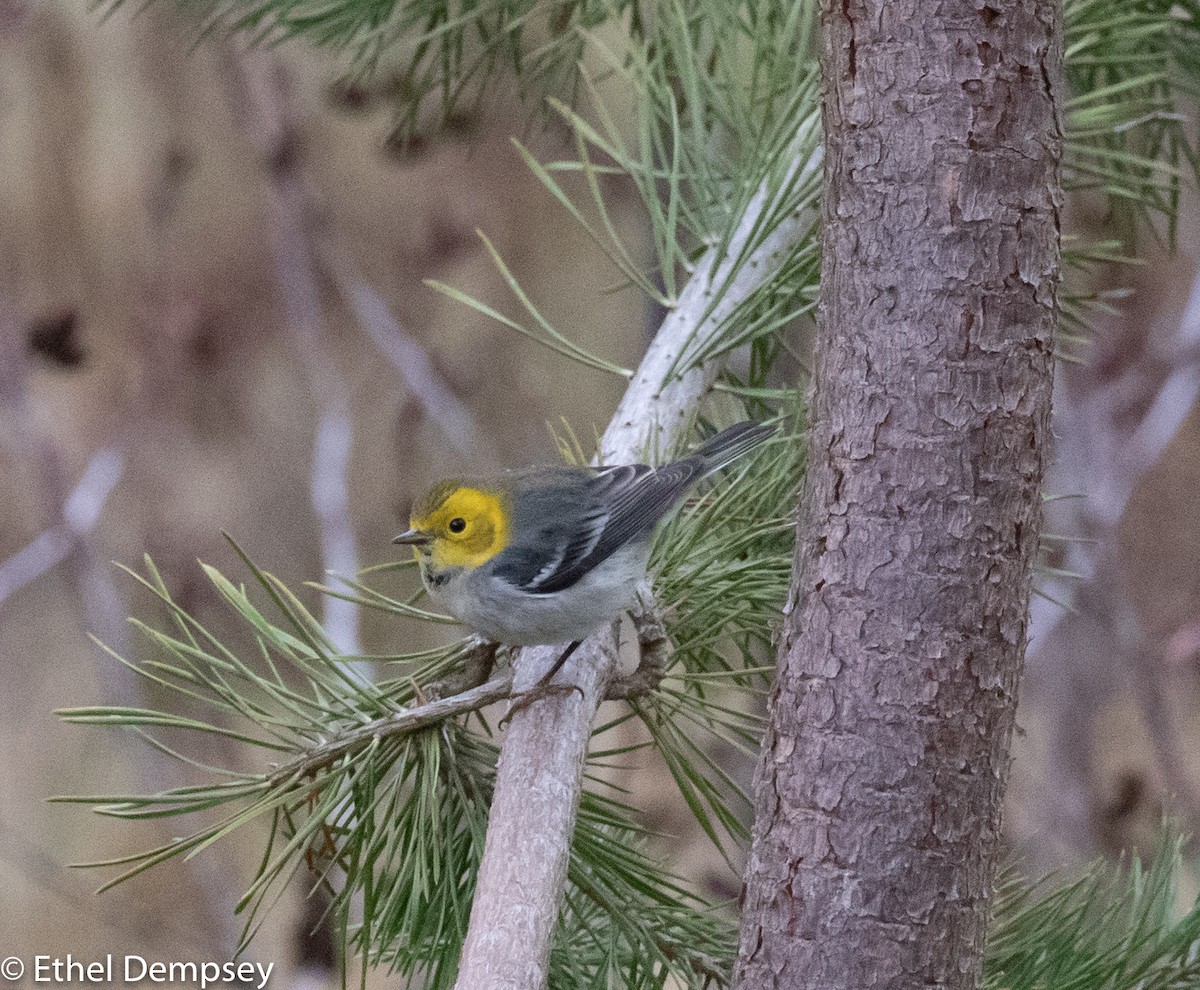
393, 421, 774, 658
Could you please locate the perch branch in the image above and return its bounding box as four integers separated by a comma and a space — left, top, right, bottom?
453, 123, 820, 990
260, 615, 674, 791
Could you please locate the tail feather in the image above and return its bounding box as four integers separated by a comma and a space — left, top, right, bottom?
691, 420, 776, 474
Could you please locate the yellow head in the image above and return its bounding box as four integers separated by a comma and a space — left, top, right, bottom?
393, 482, 510, 570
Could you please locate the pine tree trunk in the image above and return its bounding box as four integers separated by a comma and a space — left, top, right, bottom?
733, 2, 1062, 988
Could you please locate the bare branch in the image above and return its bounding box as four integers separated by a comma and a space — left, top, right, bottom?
453, 131, 820, 990
268, 669, 514, 787
248, 607, 673, 795
605, 589, 672, 700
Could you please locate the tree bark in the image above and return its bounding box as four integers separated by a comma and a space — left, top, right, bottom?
733, 2, 1061, 988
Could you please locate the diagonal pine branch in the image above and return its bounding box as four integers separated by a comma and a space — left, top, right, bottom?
452, 126, 821, 990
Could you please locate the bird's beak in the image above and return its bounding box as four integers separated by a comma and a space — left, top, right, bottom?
392, 528, 432, 546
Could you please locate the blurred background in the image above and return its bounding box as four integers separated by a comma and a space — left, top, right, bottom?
2, 0, 1200, 983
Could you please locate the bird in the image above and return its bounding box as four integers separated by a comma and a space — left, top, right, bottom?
393, 420, 775, 694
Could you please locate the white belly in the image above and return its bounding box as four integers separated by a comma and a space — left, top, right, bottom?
440, 541, 650, 645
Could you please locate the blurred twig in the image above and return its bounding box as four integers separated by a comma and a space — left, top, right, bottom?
226, 50, 364, 663
318, 241, 488, 466
1027, 259, 1200, 863
0, 448, 124, 606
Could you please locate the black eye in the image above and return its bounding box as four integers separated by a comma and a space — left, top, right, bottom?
448, 517, 467, 534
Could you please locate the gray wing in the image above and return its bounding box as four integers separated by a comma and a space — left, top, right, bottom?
490, 422, 773, 595
517, 459, 703, 595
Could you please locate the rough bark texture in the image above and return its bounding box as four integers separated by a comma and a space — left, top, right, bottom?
733, 2, 1062, 989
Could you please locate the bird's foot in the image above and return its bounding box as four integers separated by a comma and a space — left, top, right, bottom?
498, 640, 586, 725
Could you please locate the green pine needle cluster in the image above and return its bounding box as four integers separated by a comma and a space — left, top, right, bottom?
1064, 0, 1200, 239
637, 420, 800, 855
423, 0, 825, 391
58, 435, 1200, 989
986, 833, 1200, 990
56, 424, 798, 988
1058, 0, 1200, 355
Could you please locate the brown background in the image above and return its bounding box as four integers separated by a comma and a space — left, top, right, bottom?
2, 0, 1200, 982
